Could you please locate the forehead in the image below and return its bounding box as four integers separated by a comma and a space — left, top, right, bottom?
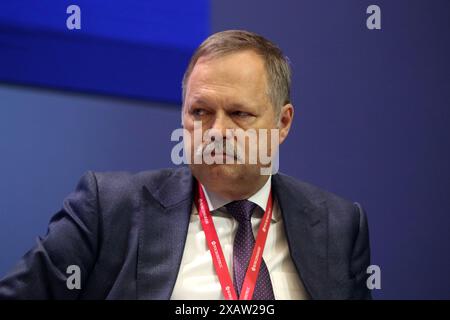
186, 50, 269, 105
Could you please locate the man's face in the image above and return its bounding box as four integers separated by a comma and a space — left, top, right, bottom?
182, 50, 289, 197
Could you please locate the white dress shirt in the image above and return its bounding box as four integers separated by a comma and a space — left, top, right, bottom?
170, 176, 309, 300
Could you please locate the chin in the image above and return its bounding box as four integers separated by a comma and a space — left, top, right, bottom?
191, 163, 242, 185
206, 163, 241, 180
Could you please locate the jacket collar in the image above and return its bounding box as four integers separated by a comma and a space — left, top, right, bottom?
272, 173, 329, 299
137, 166, 194, 299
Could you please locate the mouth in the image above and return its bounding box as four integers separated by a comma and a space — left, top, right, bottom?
210, 151, 237, 160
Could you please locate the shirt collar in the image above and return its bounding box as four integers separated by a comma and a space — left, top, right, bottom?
194, 175, 279, 222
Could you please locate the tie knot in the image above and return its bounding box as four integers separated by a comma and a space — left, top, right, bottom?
225, 200, 257, 223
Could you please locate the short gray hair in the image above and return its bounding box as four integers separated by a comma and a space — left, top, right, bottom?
182, 30, 292, 117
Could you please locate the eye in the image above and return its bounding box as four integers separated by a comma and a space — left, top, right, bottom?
232, 111, 252, 118
190, 108, 208, 117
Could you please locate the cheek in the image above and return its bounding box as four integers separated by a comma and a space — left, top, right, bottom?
182, 117, 201, 134
255, 128, 278, 156
183, 121, 194, 132
182, 110, 192, 126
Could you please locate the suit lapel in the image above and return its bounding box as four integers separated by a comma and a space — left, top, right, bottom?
136, 168, 330, 299
272, 174, 329, 299
137, 167, 194, 299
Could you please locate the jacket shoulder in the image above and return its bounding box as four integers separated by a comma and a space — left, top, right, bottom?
91, 167, 186, 195
81, 167, 188, 214
275, 173, 364, 227
276, 173, 356, 206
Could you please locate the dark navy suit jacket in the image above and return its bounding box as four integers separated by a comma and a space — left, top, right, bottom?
0, 166, 371, 299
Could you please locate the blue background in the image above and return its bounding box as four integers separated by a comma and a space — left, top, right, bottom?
1, 0, 449, 299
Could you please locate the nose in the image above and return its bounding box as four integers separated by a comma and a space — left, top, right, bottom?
209, 111, 234, 139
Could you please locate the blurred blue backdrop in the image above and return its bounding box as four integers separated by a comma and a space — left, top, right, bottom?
0, 0, 449, 299
0, 0, 209, 103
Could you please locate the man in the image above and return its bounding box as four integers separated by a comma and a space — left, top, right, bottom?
0, 30, 371, 299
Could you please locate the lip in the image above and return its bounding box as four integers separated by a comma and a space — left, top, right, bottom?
214, 152, 234, 157
210, 151, 237, 160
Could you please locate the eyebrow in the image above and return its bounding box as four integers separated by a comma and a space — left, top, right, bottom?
190, 98, 209, 106
189, 98, 253, 111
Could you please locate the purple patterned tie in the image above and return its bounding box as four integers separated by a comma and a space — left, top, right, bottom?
225, 200, 275, 300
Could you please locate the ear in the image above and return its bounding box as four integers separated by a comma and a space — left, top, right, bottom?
278, 103, 294, 144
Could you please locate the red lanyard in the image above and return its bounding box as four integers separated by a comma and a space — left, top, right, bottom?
195, 180, 273, 300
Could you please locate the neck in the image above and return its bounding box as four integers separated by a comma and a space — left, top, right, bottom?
203, 175, 270, 201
